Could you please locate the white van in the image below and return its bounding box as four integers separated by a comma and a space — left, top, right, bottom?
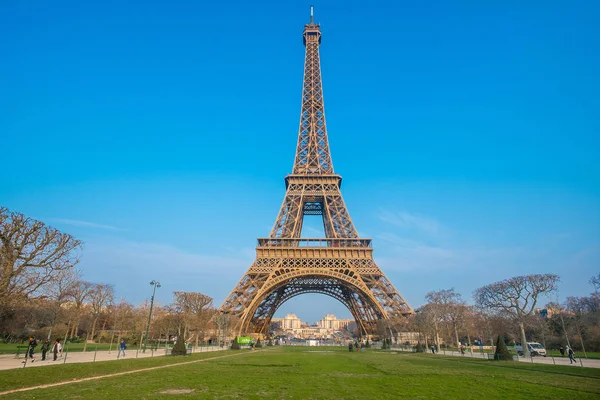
514, 342, 547, 357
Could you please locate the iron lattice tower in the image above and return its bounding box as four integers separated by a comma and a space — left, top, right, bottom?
219, 7, 414, 336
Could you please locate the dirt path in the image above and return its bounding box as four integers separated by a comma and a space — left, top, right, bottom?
0, 350, 257, 397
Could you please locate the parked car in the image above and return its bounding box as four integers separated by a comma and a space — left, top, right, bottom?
514, 342, 547, 357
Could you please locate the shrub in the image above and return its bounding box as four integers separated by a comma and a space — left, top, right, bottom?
415, 342, 424, 353
365, 339, 370, 348
255, 339, 263, 348
171, 338, 187, 356
267, 339, 273, 346
231, 337, 240, 350
494, 335, 512, 361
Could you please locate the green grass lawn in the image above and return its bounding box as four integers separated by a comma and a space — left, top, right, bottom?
1, 347, 599, 399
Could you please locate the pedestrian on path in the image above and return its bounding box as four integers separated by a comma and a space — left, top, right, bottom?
118, 339, 126, 358
568, 347, 577, 364
41, 339, 50, 361
27, 337, 37, 362
52, 339, 62, 361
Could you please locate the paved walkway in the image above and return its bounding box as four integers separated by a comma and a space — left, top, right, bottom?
390, 347, 600, 369
0, 346, 227, 371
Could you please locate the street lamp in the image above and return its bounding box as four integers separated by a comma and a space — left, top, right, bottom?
143, 280, 161, 353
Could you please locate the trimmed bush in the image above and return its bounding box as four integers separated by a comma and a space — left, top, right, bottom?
267, 339, 273, 346
171, 338, 187, 356
365, 339, 370, 348
255, 339, 263, 348
231, 337, 240, 350
494, 335, 512, 361
415, 342, 424, 353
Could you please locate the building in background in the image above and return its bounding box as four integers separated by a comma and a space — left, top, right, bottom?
317, 314, 353, 331
271, 314, 355, 339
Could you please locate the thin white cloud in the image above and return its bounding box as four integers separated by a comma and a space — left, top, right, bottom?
378, 209, 443, 237
51, 218, 123, 231
78, 238, 255, 305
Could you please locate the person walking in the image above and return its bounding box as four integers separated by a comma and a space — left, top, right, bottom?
568, 347, 577, 364
559, 346, 565, 356
52, 339, 61, 361
27, 337, 37, 362
41, 339, 50, 361
118, 339, 127, 358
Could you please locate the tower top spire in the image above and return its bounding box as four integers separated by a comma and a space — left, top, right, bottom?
310, 5, 314, 24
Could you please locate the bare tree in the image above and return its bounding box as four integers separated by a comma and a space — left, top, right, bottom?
590, 273, 600, 292
413, 306, 436, 350
213, 313, 231, 346
565, 296, 590, 358
83, 284, 114, 351
172, 291, 214, 347
416, 303, 444, 351
473, 274, 559, 357
108, 299, 134, 351
39, 269, 80, 340
426, 288, 465, 348
0, 207, 82, 308
67, 280, 94, 338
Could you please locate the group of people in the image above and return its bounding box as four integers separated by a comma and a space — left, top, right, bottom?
23, 337, 63, 363
559, 345, 577, 364
348, 341, 365, 352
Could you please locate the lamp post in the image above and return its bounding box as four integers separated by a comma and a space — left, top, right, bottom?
143, 280, 161, 353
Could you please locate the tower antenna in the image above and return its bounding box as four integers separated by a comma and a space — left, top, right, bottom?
310, 5, 314, 24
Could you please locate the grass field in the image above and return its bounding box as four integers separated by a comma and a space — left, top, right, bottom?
1, 347, 599, 399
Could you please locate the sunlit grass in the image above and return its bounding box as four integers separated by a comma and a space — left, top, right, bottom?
1, 346, 599, 399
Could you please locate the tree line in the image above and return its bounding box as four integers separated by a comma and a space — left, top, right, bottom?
0, 207, 219, 346
389, 273, 600, 356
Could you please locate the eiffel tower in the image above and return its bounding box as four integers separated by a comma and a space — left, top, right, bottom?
219, 7, 414, 336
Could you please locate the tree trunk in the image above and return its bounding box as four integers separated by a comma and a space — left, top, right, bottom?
519, 321, 529, 357
559, 313, 571, 348
576, 322, 588, 358
84, 317, 98, 352
466, 333, 472, 354
64, 322, 70, 347
434, 320, 441, 352
540, 321, 547, 348
71, 321, 79, 338
453, 322, 460, 347
101, 318, 107, 339
109, 330, 116, 353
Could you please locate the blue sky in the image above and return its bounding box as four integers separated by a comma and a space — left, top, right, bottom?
1, 0, 598, 323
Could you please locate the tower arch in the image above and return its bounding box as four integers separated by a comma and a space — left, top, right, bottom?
240, 271, 388, 336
